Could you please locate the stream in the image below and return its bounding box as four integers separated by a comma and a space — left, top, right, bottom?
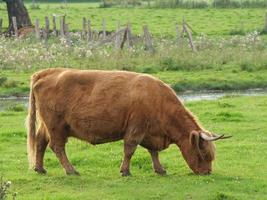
0, 88, 267, 111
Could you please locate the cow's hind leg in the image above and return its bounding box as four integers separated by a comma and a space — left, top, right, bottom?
148, 150, 166, 175
50, 141, 80, 175
34, 124, 49, 174
48, 124, 79, 175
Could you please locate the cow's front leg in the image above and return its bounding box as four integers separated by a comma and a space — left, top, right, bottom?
120, 143, 137, 176
148, 150, 166, 175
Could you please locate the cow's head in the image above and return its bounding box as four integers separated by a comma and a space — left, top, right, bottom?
180, 130, 231, 175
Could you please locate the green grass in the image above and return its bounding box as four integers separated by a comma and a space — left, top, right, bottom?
0, 3, 266, 36
0, 96, 266, 199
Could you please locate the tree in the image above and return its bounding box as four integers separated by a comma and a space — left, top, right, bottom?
3, 0, 32, 33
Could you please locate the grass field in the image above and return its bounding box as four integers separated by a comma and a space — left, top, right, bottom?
0, 1, 267, 200
0, 96, 266, 199
1, 3, 267, 96
1, 31, 267, 96
0, 3, 266, 36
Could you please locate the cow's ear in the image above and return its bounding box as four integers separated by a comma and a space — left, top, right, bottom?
189, 130, 199, 146
190, 131, 205, 160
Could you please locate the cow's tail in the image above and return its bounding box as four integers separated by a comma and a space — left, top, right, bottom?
27, 76, 37, 169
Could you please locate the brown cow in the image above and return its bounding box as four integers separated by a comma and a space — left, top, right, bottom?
27, 68, 230, 176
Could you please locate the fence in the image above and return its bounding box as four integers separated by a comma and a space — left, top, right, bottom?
1, 12, 267, 52
0, 15, 198, 52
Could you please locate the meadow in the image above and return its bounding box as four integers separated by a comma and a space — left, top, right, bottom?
1, 3, 267, 97
0, 3, 267, 36
0, 96, 266, 199
1, 31, 267, 96
1, 2, 267, 199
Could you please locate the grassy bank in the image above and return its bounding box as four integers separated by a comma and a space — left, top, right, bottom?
2, 69, 267, 97
0, 96, 266, 199
1, 32, 267, 96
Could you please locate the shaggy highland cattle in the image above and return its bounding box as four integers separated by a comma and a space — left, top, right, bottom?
27, 68, 230, 176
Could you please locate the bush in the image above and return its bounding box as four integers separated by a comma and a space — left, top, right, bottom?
0, 76, 8, 86
3, 80, 18, 88
153, 0, 208, 8
99, 0, 142, 8
29, 4, 40, 10
138, 66, 158, 74
0, 176, 17, 200
6, 104, 26, 112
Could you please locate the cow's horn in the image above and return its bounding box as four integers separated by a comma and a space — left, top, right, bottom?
200, 132, 232, 141
212, 133, 232, 140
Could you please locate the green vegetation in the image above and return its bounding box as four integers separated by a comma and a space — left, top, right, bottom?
0, 96, 266, 199
0, 1, 267, 199
1, 31, 267, 96
0, 176, 17, 200
0, 3, 266, 97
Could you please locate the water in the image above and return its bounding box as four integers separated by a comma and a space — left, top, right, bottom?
178, 88, 267, 102
0, 96, 28, 111
0, 89, 267, 111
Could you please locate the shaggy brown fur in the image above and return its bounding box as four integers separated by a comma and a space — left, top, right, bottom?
27, 68, 216, 176
18, 27, 34, 38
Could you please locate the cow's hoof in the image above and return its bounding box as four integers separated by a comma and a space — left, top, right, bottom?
121, 171, 131, 177
34, 167, 47, 175
155, 169, 167, 176
66, 170, 80, 176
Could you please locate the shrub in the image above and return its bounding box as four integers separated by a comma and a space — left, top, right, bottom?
29, 4, 40, 10
3, 80, 18, 88
6, 104, 26, 112
0, 76, 7, 86
0, 176, 17, 200
138, 66, 158, 74
153, 0, 208, 8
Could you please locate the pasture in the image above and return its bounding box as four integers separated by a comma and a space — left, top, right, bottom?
0, 96, 266, 199
0, 3, 267, 36
1, 1, 267, 200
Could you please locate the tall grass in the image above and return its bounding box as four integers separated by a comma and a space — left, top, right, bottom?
0, 31, 266, 72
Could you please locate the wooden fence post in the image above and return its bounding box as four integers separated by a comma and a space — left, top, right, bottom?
82, 17, 87, 39
102, 19, 106, 40
12, 16, 18, 37
87, 19, 92, 42
0, 18, 2, 35
115, 21, 121, 50
143, 25, 154, 53
182, 19, 196, 52
35, 19, 40, 39
44, 16, 50, 40
52, 15, 57, 35
120, 28, 127, 49
175, 22, 181, 46
60, 16, 65, 37
65, 23, 71, 47
126, 23, 133, 48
